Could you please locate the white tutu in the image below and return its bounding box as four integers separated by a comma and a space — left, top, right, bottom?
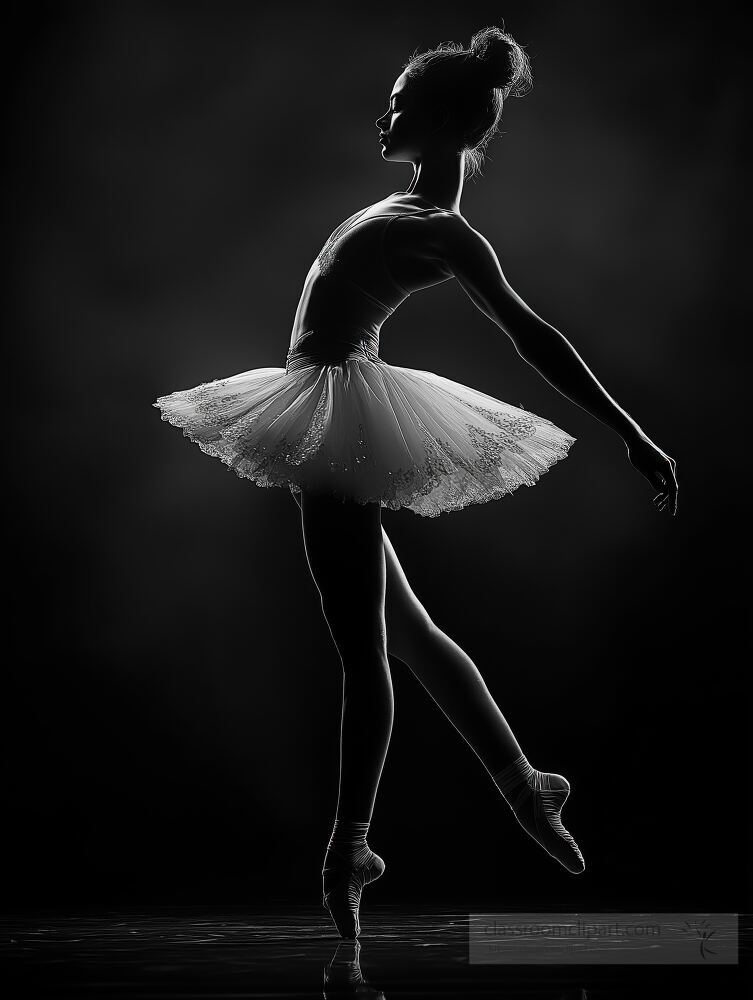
153, 353, 576, 518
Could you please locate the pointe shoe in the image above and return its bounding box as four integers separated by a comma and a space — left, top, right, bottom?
509, 771, 585, 874
322, 849, 386, 939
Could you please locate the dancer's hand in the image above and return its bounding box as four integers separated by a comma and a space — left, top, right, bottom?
625, 431, 678, 516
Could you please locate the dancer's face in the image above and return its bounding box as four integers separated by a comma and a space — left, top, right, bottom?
375, 72, 452, 162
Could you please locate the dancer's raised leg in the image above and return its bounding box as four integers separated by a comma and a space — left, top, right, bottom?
380, 525, 584, 874
299, 490, 392, 937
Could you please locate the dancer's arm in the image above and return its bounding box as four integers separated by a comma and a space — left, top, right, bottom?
428, 214, 678, 514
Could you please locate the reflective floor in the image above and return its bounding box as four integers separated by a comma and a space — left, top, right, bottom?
1, 905, 749, 998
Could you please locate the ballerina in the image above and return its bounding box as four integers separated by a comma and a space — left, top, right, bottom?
154, 23, 678, 940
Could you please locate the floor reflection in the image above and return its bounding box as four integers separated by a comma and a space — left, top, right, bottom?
324, 940, 385, 997
1, 905, 748, 998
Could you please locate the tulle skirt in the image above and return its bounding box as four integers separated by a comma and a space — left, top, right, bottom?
153, 354, 576, 517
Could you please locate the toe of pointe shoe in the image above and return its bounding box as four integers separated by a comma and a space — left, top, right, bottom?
324, 901, 359, 939
564, 852, 585, 874
336, 917, 359, 940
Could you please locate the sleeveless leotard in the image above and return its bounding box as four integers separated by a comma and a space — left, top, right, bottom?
286, 202, 439, 370
153, 195, 577, 517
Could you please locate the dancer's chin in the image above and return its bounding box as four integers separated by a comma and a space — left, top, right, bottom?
380, 149, 408, 163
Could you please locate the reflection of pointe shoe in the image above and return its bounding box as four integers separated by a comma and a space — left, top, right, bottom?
323, 940, 387, 998
324, 939, 363, 986
322, 848, 386, 939
510, 771, 585, 874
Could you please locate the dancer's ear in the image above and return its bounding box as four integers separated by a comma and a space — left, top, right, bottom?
428, 107, 451, 136
426, 102, 462, 143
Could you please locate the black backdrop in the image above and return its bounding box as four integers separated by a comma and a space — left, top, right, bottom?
7, 0, 750, 912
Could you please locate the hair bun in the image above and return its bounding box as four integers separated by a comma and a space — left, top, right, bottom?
468, 25, 530, 94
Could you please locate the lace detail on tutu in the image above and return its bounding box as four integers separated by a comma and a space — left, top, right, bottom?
180, 380, 245, 426
154, 358, 576, 517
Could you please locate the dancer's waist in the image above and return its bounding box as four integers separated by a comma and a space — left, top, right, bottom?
286, 330, 381, 374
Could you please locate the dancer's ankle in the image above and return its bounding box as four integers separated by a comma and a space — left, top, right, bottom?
491, 752, 535, 806
324, 818, 372, 868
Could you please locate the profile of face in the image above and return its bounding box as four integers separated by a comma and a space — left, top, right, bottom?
375, 71, 454, 163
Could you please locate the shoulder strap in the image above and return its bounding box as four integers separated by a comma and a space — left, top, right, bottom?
319, 206, 371, 258
380, 208, 441, 296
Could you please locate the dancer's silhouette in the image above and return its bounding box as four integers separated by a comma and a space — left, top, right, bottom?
154, 25, 678, 939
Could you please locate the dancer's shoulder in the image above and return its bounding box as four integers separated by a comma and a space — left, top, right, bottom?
400, 209, 489, 264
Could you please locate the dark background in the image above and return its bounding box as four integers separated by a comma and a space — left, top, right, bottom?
7, 0, 749, 912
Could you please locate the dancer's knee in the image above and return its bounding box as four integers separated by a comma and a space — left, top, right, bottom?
333, 622, 390, 674
387, 607, 437, 661
334, 632, 389, 669
338, 645, 391, 677
319, 597, 388, 662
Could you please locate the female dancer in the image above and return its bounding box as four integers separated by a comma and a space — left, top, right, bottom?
154, 25, 678, 939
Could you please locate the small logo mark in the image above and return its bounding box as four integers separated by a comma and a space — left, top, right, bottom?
680, 918, 717, 959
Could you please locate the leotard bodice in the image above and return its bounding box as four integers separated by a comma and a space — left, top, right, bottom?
286, 198, 442, 373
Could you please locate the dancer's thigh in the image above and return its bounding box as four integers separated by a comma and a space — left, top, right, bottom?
379, 527, 435, 635
291, 491, 434, 657
298, 489, 387, 658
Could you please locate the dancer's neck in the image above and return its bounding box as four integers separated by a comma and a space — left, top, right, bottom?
402, 150, 465, 213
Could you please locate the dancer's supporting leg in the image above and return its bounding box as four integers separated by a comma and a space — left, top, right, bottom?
380, 526, 584, 874
299, 490, 392, 938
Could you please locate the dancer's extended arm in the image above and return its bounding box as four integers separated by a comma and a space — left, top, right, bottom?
429, 214, 678, 514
